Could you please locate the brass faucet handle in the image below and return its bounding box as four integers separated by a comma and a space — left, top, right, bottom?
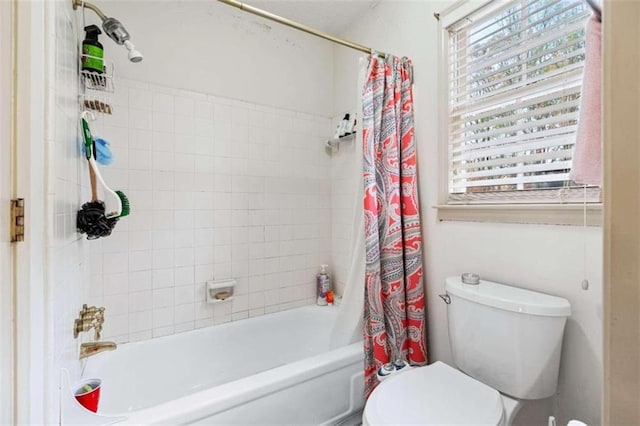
73, 317, 94, 338
81, 305, 100, 318
93, 309, 104, 340
94, 308, 105, 323
94, 322, 103, 340
78, 304, 89, 318
73, 305, 107, 339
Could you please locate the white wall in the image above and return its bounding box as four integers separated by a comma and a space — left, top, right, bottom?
88, 78, 331, 343
330, 136, 359, 296
82, 0, 334, 117
77, 1, 339, 344
332, 2, 603, 424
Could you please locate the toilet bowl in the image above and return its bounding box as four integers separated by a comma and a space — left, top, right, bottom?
363, 362, 521, 426
362, 276, 571, 426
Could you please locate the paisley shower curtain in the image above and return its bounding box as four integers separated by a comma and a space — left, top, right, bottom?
362, 55, 427, 397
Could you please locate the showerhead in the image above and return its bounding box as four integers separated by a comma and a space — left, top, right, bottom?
102, 17, 130, 45
124, 40, 144, 63
102, 17, 143, 63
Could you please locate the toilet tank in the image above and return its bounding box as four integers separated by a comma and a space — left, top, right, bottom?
445, 276, 571, 400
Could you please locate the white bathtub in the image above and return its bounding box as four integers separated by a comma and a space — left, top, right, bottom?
81, 305, 365, 425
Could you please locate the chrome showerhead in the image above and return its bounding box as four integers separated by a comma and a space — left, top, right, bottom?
102, 17, 143, 63
102, 17, 130, 45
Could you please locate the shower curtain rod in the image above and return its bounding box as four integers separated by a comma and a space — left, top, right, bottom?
216, 0, 387, 57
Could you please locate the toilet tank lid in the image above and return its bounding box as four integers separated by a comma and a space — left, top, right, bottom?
446, 277, 571, 317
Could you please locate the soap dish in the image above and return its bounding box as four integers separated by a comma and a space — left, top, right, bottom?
206, 279, 236, 304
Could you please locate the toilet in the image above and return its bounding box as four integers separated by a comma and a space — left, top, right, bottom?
363, 276, 571, 425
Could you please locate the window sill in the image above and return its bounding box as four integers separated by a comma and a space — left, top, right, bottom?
435, 203, 603, 226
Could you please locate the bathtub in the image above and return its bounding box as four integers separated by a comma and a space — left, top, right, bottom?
79, 305, 365, 425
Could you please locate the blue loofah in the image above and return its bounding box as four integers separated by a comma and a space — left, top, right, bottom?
82, 137, 113, 165
94, 138, 113, 165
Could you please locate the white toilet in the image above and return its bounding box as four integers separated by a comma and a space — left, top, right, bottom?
363, 276, 571, 425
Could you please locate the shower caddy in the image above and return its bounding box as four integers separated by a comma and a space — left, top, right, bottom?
76, 3, 130, 240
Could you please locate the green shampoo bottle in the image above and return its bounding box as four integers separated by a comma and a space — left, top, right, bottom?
82, 25, 104, 73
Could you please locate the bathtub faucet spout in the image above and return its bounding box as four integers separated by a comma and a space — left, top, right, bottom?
80, 341, 117, 359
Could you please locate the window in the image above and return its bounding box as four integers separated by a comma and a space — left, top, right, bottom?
442, 0, 599, 206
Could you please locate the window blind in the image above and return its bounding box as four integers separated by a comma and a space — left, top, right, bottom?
446, 0, 599, 204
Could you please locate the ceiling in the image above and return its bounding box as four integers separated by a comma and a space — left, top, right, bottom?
247, 0, 380, 34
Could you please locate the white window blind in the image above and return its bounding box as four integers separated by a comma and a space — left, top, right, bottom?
446, 0, 599, 204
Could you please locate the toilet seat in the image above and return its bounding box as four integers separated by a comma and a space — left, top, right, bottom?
363, 361, 505, 425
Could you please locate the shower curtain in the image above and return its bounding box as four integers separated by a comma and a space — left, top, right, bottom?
362, 55, 427, 397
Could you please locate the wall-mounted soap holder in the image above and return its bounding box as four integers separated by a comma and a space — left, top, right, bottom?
206, 279, 236, 304
325, 132, 356, 156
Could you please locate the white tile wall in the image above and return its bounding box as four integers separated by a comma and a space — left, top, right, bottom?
330, 138, 359, 296
88, 79, 333, 343
48, 0, 89, 417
